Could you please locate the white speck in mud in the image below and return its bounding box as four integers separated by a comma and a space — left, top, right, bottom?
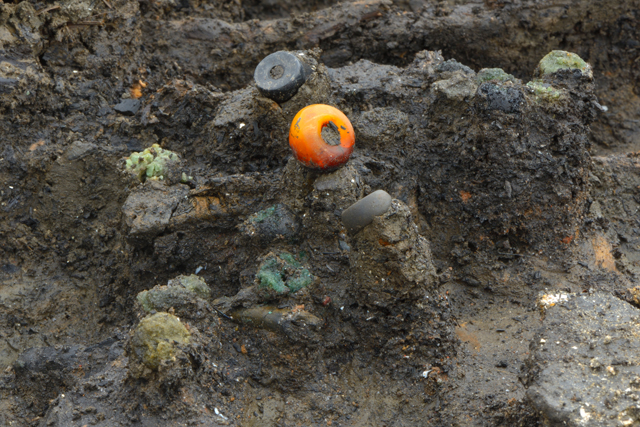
239, 123, 245, 129
579, 406, 590, 422
422, 370, 432, 378
214, 408, 228, 420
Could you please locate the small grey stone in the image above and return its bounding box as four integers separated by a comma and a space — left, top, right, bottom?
64, 141, 97, 161
436, 59, 475, 75
339, 240, 350, 252
341, 190, 392, 234
589, 201, 603, 220
114, 99, 141, 115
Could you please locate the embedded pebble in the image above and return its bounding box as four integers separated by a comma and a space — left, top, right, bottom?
341, 190, 392, 234
114, 99, 141, 115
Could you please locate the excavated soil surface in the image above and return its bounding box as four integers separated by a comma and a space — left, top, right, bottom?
0, 0, 639, 426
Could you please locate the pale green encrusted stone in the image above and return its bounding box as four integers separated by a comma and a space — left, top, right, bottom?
136, 286, 193, 313
137, 274, 211, 314
180, 172, 193, 183
130, 312, 190, 370
125, 143, 181, 182
526, 81, 564, 102
174, 274, 211, 299
476, 68, 517, 84
537, 51, 588, 75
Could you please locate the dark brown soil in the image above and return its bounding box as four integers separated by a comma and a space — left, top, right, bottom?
0, 0, 639, 426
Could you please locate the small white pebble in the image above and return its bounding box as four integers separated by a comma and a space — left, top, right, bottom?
214, 408, 228, 420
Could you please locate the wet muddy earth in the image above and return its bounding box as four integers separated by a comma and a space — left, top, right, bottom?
1, 0, 640, 425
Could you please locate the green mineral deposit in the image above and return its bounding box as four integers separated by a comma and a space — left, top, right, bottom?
130, 312, 190, 370
526, 81, 563, 102
537, 50, 588, 75
287, 268, 313, 292
257, 258, 289, 294
125, 143, 181, 182
249, 205, 276, 223
476, 68, 517, 83
256, 252, 314, 295
279, 252, 300, 268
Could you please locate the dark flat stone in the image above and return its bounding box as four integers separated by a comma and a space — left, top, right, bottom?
114, 99, 141, 115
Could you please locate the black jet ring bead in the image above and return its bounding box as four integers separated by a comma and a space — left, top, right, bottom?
254, 51, 309, 103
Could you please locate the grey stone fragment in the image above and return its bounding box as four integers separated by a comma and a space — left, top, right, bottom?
341, 190, 392, 234
436, 59, 475, 75
525, 292, 640, 426
239, 204, 300, 246
432, 70, 478, 101
588, 201, 603, 220
114, 99, 141, 115
167, 274, 211, 299
63, 141, 98, 160
137, 274, 211, 319
122, 180, 190, 244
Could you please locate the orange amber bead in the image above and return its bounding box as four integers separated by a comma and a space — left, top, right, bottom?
288, 104, 355, 169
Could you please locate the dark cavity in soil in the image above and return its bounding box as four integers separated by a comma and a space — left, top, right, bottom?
321, 121, 341, 146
